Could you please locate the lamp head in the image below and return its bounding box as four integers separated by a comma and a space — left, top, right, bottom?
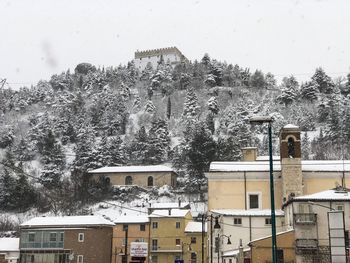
227, 237, 232, 245
249, 116, 273, 124
213, 216, 221, 229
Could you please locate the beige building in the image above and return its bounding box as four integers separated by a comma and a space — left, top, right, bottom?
134, 47, 188, 71
205, 124, 350, 260
89, 165, 177, 188
19, 216, 114, 263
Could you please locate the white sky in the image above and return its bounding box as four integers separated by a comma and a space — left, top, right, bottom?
1, 0, 350, 88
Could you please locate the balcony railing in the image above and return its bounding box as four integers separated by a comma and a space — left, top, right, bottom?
294, 213, 317, 224
151, 246, 182, 253
295, 239, 318, 249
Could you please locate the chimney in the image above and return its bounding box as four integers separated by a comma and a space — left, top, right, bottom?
241, 147, 258, 161
178, 197, 181, 208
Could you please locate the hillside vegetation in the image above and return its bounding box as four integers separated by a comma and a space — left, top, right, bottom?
1, 54, 350, 215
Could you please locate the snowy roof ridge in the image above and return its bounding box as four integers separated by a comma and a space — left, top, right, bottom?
149, 209, 190, 218
21, 215, 115, 228
0, 238, 19, 252
185, 221, 207, 233
209, 160, 350, 172
89, 165, 174, 174
211, 209, 284, 217
114, 215, 149, 224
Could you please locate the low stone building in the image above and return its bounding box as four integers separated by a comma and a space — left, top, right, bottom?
0, 238, 19, 263
89, 165, 177, 188
19, 215, 114, 263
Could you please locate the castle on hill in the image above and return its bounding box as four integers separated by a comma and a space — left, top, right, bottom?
134, 47, 188, 71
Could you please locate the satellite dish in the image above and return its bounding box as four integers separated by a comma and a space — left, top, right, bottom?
69, 253, 74, 260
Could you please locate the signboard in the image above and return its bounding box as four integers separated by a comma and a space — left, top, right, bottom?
130, 242, 148, 257
328, 211, 346, 263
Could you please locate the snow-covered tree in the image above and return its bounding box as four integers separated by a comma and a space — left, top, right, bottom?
312, 67, 335, 94
182, 88, 200, 125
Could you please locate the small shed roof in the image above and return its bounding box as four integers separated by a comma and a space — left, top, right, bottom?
88, 165, 174, 174
211, 209, 284, 217
150, 209, 190, 218
185, 221, 207, 233
0, 238, 19, 252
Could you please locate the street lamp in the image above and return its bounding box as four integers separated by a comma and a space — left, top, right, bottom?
123, 225, 128, 263
250, 116, 277, 263
216, 234, 231, 263
200, 214, 220, 263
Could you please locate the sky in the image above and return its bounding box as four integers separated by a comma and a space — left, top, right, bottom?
1, 0, 350, 89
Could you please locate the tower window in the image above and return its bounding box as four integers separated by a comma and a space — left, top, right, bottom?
288, 137, 295, 158
125, 176, 133, 185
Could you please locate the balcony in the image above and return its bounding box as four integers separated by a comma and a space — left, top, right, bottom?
294, 213, 317, 224
295, 239, 318, 254
151, 246, 182, 253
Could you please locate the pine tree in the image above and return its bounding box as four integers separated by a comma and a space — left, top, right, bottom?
182, 88, 200, 125
145, 100, 156, 114
207, 96, 219, 115
0, 168, 17, 211
300, 81, 319, 101
312, 67, 335, 94
250, 70, 266, 88
129, 126, 149, 164
302, 132, 311, 160
277, 76, 299, 106
167, 96, 172, 120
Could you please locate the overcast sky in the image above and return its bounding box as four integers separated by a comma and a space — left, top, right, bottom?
1, 0, 350, 88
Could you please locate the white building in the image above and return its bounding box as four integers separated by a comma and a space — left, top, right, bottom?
134, 47, 188, 71
0, 238, 19, 263
283, 187, 350, 263
210, 209, 285, 263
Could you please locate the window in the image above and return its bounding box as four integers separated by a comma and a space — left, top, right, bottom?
152, 239, 158, 250
191, 252, 197, 263
176, 222, 181, 229
148, 176, 154, 187
125, 176, 133, 185
77, 255, 83, 263
288, 137, 295, 158
191, 237, 197, 244
78, 233, 84, 242
59, 232, 64, 242
176, 238, 181, 245
229, 259, 232, 263
152, 222, 158, 229
140, 224, 146, 231
137, 238, 145, 242
151, 255, 158, 263
28, 233, 35, 242
234, 218, 242, 225
248, 193, 260, 209
265, 218, 272, 225
50, 232, 57, 242
336, 204, 344, 211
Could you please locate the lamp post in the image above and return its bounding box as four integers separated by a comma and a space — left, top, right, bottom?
199, 214, 220, 263
123, 225, 128, 263
250, 116, 277, 263
216, 234, 231, 263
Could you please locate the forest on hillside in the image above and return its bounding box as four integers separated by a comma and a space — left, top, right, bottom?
1, 53, 350, 215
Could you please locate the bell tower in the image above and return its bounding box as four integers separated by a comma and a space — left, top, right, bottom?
280, 124, 303, 202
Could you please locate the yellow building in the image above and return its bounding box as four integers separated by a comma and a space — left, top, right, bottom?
89, 165, 177, 188
149, 209, 193, 263
248, 230, 295, 263
112, 215, 150, 263
185, 221, 207, 263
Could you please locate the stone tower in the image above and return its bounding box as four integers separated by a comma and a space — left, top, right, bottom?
280, 124, 303, 202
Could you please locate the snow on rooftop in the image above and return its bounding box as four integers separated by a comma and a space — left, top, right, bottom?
150, 209, 190, 218
88, 165, 173, 173
185, 221, 207, 233
0, 238, 19, 252
114, 215, 149, 224
256, 156, 280, 161
211, 209, 284, 217
209, 160, 350, 172
21, 215, 115, 227
293, 188, 350, 201
150, 202, 189, 209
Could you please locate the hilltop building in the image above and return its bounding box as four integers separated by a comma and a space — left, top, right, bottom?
134, 47, 188, 71
89, 165, 177, 188
206, 124, 350, 262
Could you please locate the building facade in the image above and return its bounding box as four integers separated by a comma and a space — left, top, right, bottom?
19, 216, 114, 263
184, 221, 207, 263
112, 216, 150, 263
283, 187, 350, 263
89, 165, 177, 188
149, 209, 193, 263
134, 47, 188, 71
205, 124, 350, 259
